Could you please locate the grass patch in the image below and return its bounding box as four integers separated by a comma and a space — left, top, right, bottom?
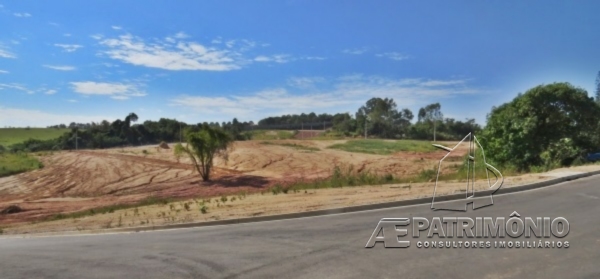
45, 196, 171, 221
328, 139, 436, 155
286, 165, 407, 191
260, 141, 319, 152
0, 128, 70, 147
0, 152, 44, 177
243, 130, 297, 140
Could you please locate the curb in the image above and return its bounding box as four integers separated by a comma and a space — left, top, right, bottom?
5, 169, 600, 238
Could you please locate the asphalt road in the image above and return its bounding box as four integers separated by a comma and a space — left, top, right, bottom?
1, 176, 599, 279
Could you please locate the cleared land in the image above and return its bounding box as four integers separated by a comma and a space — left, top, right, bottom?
0, 128, 69, 147
0, 138, 594, 234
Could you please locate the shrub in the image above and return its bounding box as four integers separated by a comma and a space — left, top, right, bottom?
271, 184, 283, 195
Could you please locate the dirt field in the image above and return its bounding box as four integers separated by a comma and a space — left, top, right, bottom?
2, 138, 595, 234
0, 140, 462, 226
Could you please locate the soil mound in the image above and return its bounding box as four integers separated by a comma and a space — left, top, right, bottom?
159, 141, 170, 149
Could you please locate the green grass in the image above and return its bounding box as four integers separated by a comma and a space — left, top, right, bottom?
284, 166, 403, 191
0, 152, 44, 177
328, 139, 436, 155
260, 141, 320, 152
0, 128, 69, 147
243, 130, 297, 140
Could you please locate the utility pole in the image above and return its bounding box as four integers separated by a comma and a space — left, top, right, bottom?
179, 121, 182, 143
75, 129, 78, 150
364, 119, 367, 139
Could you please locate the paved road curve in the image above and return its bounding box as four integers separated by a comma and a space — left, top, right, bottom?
1, 176, 599, 279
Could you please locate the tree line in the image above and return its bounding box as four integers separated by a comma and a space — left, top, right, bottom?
18, 97, 479, 154
257, 98, 481, 141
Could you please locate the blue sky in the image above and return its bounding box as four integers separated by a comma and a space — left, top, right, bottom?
1, 1, 599, 127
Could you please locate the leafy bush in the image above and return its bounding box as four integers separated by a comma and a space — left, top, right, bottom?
540, 138, 581, 169
482, 83, 600, 170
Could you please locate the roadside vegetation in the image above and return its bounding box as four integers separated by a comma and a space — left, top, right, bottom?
46, 196, 172, 221
328, 139, 436, 155
272, 157, 522, 193
482, 82, 600, 171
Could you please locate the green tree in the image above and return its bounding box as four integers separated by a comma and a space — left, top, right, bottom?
331, 113, 356, 135
125, 113, 138, 127
174, 124, 232, 181
482, 83, 600, 170
417, 103, 443, 141
356, 97, 413, 138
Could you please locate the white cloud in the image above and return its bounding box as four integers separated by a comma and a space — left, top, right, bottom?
376, 52, 410, 61
169, 75, 481, 120
174, 32, 189, 39
54, 44, 83, 52
0, 83, 34, 94
45, 89, 57, 95
13, 12, 32, 17
419, 79, 467, 87
342, 47, 368, 55
67, 99, 78, 103
70, 81, 147, 100
287, 76, 325, 88
0, 44, 16, 59
101, 62, 118, 68
90, 34, 103, 40
254, 54, 291, 63
111, 25, 122, 30
0, 70, 8, 74
303, 56, 326, 60
97, 33, 246, 71
0, 106, 117, 127
43, 65, 76, 71
63, 33, 72, 37
170, 88, 354, 119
